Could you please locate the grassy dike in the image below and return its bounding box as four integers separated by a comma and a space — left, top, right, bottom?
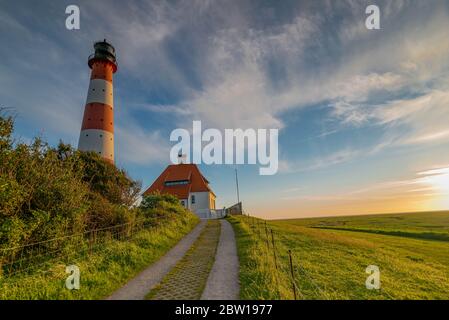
0, 212, 199, 300
227, 215, 294, 300
228, 212, 449, 300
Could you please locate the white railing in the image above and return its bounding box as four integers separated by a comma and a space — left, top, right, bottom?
195, 209, 226, 219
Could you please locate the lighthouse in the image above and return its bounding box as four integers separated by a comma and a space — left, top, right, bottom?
78, 40, 117, 163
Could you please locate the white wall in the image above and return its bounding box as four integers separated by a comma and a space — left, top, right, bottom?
189, 192, 211, 213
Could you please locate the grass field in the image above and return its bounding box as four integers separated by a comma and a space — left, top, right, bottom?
229, 211, 449, 300
0, 212, 199, 299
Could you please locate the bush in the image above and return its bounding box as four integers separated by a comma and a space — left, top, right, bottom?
0, 112, 145, 252
77, 150, 141, 207
140, 192, 180, 210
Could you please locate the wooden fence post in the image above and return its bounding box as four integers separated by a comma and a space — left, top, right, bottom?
264, 221, 270, 251
270, 229, 278, 270
288, 250, 297, 300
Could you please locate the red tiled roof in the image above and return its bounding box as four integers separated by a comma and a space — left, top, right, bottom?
159, 184, 191, 199
143, 163, 215, 199
166, 169, 192, 182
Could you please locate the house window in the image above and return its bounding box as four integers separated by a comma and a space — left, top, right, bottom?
191, 195, 195, 204
164, 180, 189, 186
180, 200, 185, 207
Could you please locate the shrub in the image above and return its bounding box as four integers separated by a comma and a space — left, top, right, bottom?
0, 112, 143, 252
140, 192, 180, 210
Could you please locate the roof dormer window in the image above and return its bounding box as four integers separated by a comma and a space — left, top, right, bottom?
164, 180, 189, 186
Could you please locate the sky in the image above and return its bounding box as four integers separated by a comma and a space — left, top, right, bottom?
1, 0, 449, 219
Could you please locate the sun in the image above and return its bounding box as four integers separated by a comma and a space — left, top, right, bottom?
417, 167, 449, 210
427, 173, 449, 194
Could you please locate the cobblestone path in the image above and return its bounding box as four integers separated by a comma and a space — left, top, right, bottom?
146, 220, 221, 300
107, 220, 207, 300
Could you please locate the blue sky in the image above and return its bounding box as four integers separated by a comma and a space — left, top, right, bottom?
1, 0, 449, 219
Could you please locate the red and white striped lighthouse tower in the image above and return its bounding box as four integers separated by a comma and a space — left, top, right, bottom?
78, 40, 117, 163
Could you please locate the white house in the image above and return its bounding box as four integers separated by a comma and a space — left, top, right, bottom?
143, 163, 217, 218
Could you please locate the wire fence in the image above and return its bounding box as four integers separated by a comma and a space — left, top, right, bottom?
241, 211, 327, 300
0, 217, 160, 278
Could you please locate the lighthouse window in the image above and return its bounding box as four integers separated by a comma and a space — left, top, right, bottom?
102, 89, 105, 92
100, 134, 103, 137
85, 134, 88, 137
98, 151, 101, 154
92, 88, 95, 91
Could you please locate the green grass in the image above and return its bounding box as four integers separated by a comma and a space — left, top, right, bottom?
0, 212, 199, 299
283, 211, 449, 241
227, 216, 293, 300
229, 211, 449, 300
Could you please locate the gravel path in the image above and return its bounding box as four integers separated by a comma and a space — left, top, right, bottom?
107, 220, 207, 300
201, 219, 240, 300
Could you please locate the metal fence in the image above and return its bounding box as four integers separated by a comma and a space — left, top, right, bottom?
0, 218, 158, 278
241, 212, 327, 300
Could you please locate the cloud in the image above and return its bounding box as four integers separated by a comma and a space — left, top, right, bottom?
351, 89, 449, 146
130, 103, 191, 116
175, 14, 320, 130
2, 0, 449, 183
280, 147, 362, 173
116, 123, 169, 165
284, 164, 449, 203
299, 87, 449, 172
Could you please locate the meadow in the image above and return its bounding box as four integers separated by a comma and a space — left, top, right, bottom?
228, 211, 449, 300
